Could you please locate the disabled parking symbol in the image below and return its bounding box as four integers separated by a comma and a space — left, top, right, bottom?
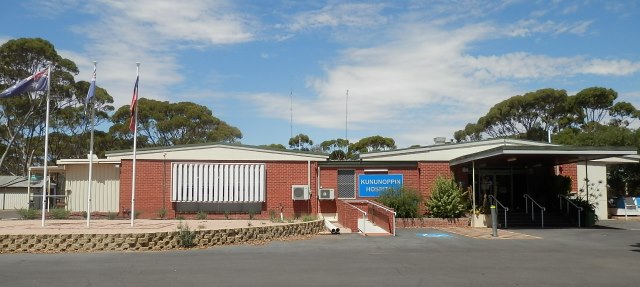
417, 233, 452, 238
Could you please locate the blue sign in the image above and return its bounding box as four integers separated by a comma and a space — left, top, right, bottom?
358, 174, 403, 197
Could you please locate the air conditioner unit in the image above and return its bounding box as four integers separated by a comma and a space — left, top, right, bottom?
292, 185, 310, 200
318, 188, 335, 200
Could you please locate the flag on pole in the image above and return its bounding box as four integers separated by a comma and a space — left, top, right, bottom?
0, 67, 49, 98
83, 66, 97, 123
129, 76, 139, 132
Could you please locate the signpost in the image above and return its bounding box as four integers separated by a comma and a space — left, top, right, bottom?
358, 174, 403, 197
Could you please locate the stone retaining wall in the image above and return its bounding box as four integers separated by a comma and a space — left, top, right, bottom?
0, 220, 324, 254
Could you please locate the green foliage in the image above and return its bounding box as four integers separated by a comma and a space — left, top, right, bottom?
377, 187, 422, 218
134, 210, 141, 219
17, 208, 39, 219
196, 211, 207, 220
176, 221, 196, 248
158, 208, 168, 219
176, 215, 185, 220
301, 214, 317, 222
552, 175, 572, 197
248, 211, 255, 220
288, 133, 313, 151
349, 135, 396, 155
260, 144, 287, 150
109, 98, 242, 146
426, 176, 469, 218
224, 210, 230, 219
49, 208, 71, 219
106, 212, 117, 220
81, 211, 88, 219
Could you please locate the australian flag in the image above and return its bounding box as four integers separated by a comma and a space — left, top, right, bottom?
0, 67, 49, 98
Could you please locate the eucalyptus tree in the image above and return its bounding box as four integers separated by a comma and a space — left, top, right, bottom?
109, 98, 242, 147
0, 38, 79, 175
349, 135, 396, 154
288, 133, 313, 151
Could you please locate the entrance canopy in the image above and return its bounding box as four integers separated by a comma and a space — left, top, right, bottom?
449, 145, 638, 167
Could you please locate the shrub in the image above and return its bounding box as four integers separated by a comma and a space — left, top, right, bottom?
302, 214, 317, 222
17, 208, 39, 219
196, 211, 207, 220
377, 187, 423, 218
50, 208, 71, 219
248, 211, 255, 220
224, 210, 230, 219
176, 221, 196, 248
107, 212, 117, 220
134, 211, 141, 219
158, 208, 168, 219
176, 215, 185, 220
81, 211, 88, 219
426, 176, 469, 218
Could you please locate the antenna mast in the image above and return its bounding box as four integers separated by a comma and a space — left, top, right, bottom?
290, 89, 293, 140
345, 89, 349, 143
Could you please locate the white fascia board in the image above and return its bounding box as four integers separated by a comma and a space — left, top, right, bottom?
360, 138, 556, 160
106, 145, 327, 161
56, 158, 121, 165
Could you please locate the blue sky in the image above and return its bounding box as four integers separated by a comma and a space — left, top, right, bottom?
2, 0, 639, 148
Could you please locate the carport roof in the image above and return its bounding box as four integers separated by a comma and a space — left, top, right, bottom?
449, 145, 638, 167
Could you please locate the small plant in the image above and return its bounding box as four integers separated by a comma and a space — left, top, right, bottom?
425, 176, 469, 218
224, 210, 230, 220
248, 211, 255, 220
17, 208, 39, 219
176, 215, 185, 220
196, 211, 207, 220
269, 210, 277, 222
50, 208, 71, 219
81, 211, 88, 219
158, 208, 168, 219
247, 222, 253, 227
302, 214, 317, 222
176, 221, 196, 248
134, 211, 141, 219
107, 212, 117, 220
377, 187, 423, 218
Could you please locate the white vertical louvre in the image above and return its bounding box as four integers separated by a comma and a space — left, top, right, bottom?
172, 163, 265, 203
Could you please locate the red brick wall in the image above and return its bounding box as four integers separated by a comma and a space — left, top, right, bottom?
119, 160, 318, 219
558, 163, 578, 193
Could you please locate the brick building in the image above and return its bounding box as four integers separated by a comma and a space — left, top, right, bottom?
54, 139, 636, 224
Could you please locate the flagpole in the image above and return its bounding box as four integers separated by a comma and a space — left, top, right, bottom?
86, 61, 96, 226
41, 65, 51, 227
131, 62, 140, 227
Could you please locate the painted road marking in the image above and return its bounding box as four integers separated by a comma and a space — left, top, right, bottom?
417, 233, 452, 238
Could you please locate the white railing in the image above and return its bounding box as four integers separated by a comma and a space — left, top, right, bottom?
344, 201, 368, 235
524, 194, 546, 228
558, 194, 583, 228
345, 200, 396, 236
488, 195, 509, 229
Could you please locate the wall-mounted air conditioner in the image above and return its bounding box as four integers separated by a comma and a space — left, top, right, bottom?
318, 188, 335, 200
292, 185, 310, 200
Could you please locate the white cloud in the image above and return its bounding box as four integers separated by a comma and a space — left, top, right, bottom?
287, 3, 388, 31
61, 0, 255, 108
505, 19, 593, 37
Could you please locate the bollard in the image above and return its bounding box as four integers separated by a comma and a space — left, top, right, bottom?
491, 205, 498, 237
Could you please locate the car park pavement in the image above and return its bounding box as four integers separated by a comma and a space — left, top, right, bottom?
1, 217, 639, 286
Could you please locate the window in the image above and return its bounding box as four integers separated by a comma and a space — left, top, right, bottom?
337, 170, 355, 199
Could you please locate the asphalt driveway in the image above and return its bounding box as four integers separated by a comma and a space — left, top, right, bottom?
1, 220, 639, 286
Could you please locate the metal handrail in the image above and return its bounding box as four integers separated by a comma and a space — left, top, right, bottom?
488, 195, 509, 229
346, 200, 396, 236
558, 194, 583, 228
523, 194, 546, 228
344, 201, 367, 235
